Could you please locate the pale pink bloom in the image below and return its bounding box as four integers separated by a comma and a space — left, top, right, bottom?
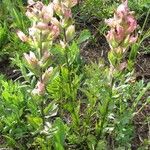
106, 26, 124, 43
53, 0, 59, 3
50, 24, 60, 38
27, 0, 35, 5
116, 0, 128, 18
62, 6, 72, 18
64, 8, 72, 18
24, 53, 31, 65
26, 10, 34, 19
33, 1, 44, 10
126, 15, 137, 33
40, 51, 51, 64
114, 25, 125, 41
105, 0, 138, 50
106, 30, 114, 42
29, 27, 38, 37
129, 35, 138, 43
42, 4, 54, 22
51, 17, 60, 27
106, 30, 119, 48
36, 22, 49, 30
105, 18, 116, 27
60, 40, 66, 49
17, 30, 28, 42
42, 67, 53, 84
105, 16, 122, 28
24, 51, 38, 67
26, 1, 43, 19
43, 51, 51, 60
32, 81, 45, 95
53, 0, 62, 15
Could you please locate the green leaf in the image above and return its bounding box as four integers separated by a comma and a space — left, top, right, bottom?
44, 102, 58, 118
99, 99, 109, 115
27, 116, 42, 129
77, 29, 91, 44
96, 140, 107, 150
87, 134, 97, 150
54, 118, 65, 150
129, 43, 139, 61
108, 51, 117, 66
4, 135, 25, 149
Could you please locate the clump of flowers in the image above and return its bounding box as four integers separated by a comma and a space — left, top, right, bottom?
17, 0, 77, 96
105, 0, 138, 69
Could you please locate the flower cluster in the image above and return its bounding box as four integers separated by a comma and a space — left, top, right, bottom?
105, 0, 138, 56
53, 0, 76, 42
17, 0, 77, 95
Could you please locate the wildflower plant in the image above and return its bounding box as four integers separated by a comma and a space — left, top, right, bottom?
16, 0, 78, 148
0, 0, 149, 149
105, 0, 138, 71
17, 0, 78, 96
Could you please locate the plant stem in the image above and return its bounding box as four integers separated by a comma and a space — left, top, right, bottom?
39, 31, 45, 128
63, 29, 72, 95
95, 68, 113, 148
41, 100, 45, 128
63, 28, 79, 126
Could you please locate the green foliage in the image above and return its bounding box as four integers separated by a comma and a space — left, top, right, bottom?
0, 0, 30, 58
0, 77, 65, 149
0, 0, 149, 149
77, 0, 117, 21
78, 0, 150, 21
128, 0, 150, 17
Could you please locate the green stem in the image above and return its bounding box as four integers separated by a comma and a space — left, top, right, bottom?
98, 98, 110, 138
95, 71, 113, 148
63, 28, 79, 126
39, 31, 45, 128
41, 100, 45, 128
63, 29, 72, 95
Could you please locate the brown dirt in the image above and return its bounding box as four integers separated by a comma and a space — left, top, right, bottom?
136, 53, 150, 83
0, 57, 21, 80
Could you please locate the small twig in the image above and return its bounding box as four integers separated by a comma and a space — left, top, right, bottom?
135, 62, 145, 72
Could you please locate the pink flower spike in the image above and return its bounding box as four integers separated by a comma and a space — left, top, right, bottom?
42, 3, 54, 22
51, 17, 60, 27
106, 30, 114, 41
32, 81, 45, 95
53, 0, 62, 15
42, 67, 53, 84
17, 30, 28, 42
105, 18, 115, 27
116, 0, 128, 18
29, 51, 37, 60
24, 53, 31, 65
24, 51, 38, 67
49, 24, 60, 38
115, 25, 125, 41
126, 15, 137, 33
62, 6, 72, 19
36, 22, 49, 30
